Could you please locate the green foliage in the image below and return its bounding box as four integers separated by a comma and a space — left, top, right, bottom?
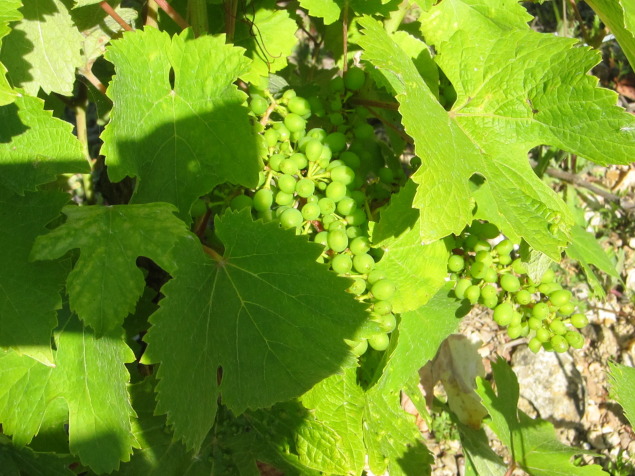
608, 361, 635, 428
0, 0, 631, 474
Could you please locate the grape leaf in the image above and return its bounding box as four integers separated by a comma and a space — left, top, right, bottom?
0, 187, 70, 365
0, 0, 84, 96
31, 203, 188, 335
0, 94, 88, 194
0, 0, 22, 105
0, 313, 137, 474
476, 358, 608, 476
234, 0, 297, 85
0, 435, 74, 476
142, 209, 367, 451
102, 28, 261, 219
608, 361, 635, 428
73, 0, 105, 6
298, 0, 400, 25
373, 179, 419, 246
586, 0, 635, 70
455, 423, 506, 476
378, 284, 464, 393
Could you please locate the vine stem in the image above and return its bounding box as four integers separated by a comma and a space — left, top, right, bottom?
145, 0, 159, 29
225, 0, 239, 42
342, 6, 349, 72
154, 0, 190, 30
543, 166, 622, 204
79, 65, 108, 96
203, 244, 225, 263
350, 98, 399, 110
100, 1, 133, 31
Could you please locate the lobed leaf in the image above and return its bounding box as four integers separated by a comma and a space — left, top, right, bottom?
0, 0, 22, 105
586, 0, 635, 70
608, 361, 635, 428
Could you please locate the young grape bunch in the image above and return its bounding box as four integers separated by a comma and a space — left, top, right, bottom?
449, 221, 588, 353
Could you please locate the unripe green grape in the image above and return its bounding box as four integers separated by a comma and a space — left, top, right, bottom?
532, 302, 549, 320
230, 194, 252, 211
263, 128, 280, 147
483, 268, 499, 283
550, 335, 569, 353
474, 250, 493, 266
330, 165, 356, 185
284, 113, 306, 133
326, 182, 347, 202
301, 202, 320, 221
307, 97, 324, 117
279, 208, 303, 229
324, 132, 347, 153
295, 178, 315, 198
326, 159, 345, 170
470, 221, 500, 239
540, 268, 555, 284
507, 325, 523, 339
549, 289, 572, 308
354, 123, 375, 141
337, 197, 357, 216
368, 332, 390, 351
376, 313, 397, 333
290, 152, 308, 170
314, 231, 329, 248
493, 302, 514, 326
371, 279, 396, 301
473, 240, 491, 252
327, 230, 348, 253
481, 284, 497, 300
378, 167, 394, 184
326, 219, 346, 232
307, 128, 327, 142
410, 157, 422, 169
318, 197, 336, 215
465, 285, 481, 304
351, 339, 368, 356
257, 209, 273, 222
511, 311, 522, 327
275, 205, 290, 217
570, 313, 588, 329
494, 239, 514, 256
329, 97, 342, 112
305, 139, 323, 162
190, 198, 207, 218
291, 129, 306, 142
454, 278, 473, 300
447, 255, 465, 272
345, 209, 367, 226
319, 144, 332, 163
331, 254, 353, 274
329, 76, 345, 93
344, 67, 365, 91
549, 318, 567, 336
374, 300, 392, 315
497, 254, 513, 266
368, 269, 387, 284
515, 289, 532, 306
278, 174, 297, 193
322, 214, 338, 229
536, 327, 551, 343
275, 190, 294, 206
528, 317, 542, 330
500, 274, 521, 293
287, 96, 311, 116
511, 258, 528, 275
528, 337, 543, 353
280, 158, 299, 176
348, 278, 366, 295
329, 112, 344, 126
268, 153, 284, 171
353, 253, 375, 273
307, 195, 319, 204
346, 226, 362, 239
350, 236, 371, 255
249, 95, 268, 115
469, 262, 488, 280
340, 151, 361, 169
464, 234, 480, 251
482, 295, 499, 309
282, 89, 297, 100
557, 302, 575, 316
253, 189, 274, 212
565, 331, 584, 349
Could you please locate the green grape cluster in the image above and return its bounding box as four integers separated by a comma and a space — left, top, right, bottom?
239, 71, 402, 357
449, 221, 588, 354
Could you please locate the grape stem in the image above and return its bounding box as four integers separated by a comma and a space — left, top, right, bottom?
99, 2, 134, 31
154, 0, 190, 30
203, 244, 225, 264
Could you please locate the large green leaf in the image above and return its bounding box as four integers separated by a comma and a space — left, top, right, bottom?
0, 313, 137, 474
476, 358, 607, 476
608, 361, 635, 428
0, 187, 69, 365
0, 0, 22, 105
142, 209, 367, 451
102, 28, 261, 219
586, 0, 635, 70
298, 0, 400, 25
31, 203, 188, 335
0, 94, 87, 194
0, 0, 84, 96
0, 434, 74, 476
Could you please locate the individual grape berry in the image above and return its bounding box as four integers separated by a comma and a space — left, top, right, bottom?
275, 205, 290, 217
329, 76, 345, 93
474, 250, 493, 266
548, 289, 572, 308
314, 231, 329, 248
331, 254, 353, 274
318, 197, 336, 215
494, 239, 513, 256
483, 268, 498, 283
290, 152, 309, 170
514, 289, 532, 306
275, 191, 294, 206
481, 295, 499, 309
528, 337, 543, 353
500, 274, 521, 293
344, 67, 365, 91
337, 197, 357, 216
550, 335, 569, 353
190, 198, 207, 218
557, 302, 575, 316
284, 113, 306, 133
378, 167, 394, 184
330, 165, 356, 185
447, 254, 465, 272
473, 240, 491, 252
301, 202, 320, 221
345, 209, 367, 226
368, 332, 390, 351
511, 258, 528, 275
348, 278, 366, 295
507, 325, 523, 339
340, 151, 361, 169
327, 230, 348, 253
280, 158, 299, 176
493, 302, 514, 326
279, 208, 303, 229
307, 127, 327, 141
470, 221, 500, 239
347, 226, 362, 239
349, 236, 371, 255
250, 95, 268, 115
278, 174, 297, 194
570, 313, 588, 329
287, 96, 311, 116
536, 327, 551, 343
549, 318, 567, 336
374, 300, 392, 315
376, 313, 397, 333
324, 132, 347, 153
268, 153, 284, 171
463, 235, 480, 251
326, 182, 347, 202
371, 279, 396, 301
540, 268, 555, 284
498, 254, 513, 266
454, 278, 473, 300
253, 189, 274, 212
295, 178, 315, 198
350, 339, 368, 357
326, 219, 346, 232
304, 139, 324, 162
353, 253, 375, 274
532, 302, 549, 320
465, 285, 481, 304
539, 282, 562, 295
481, 284, 497, 300
469, 262, 488, 280
565, 331, 584, 349
230, 194, 252, 211
528, 317, 542, 330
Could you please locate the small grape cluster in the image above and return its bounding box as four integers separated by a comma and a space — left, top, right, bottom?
228, 68, 400, 356
449, 222, 588, 353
